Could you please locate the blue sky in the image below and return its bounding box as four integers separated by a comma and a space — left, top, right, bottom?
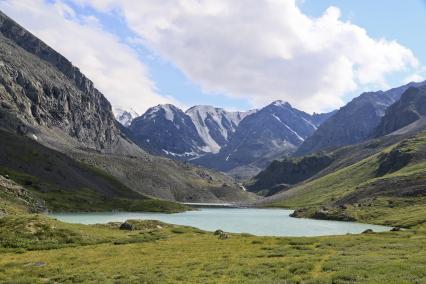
3, 0, 425, 114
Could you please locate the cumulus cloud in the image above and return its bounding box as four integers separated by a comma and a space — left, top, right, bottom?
0, 0, 175, 114
403, 72, 425, 84
77, 0, 419, 112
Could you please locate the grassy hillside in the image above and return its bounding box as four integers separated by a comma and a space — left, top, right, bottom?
0, 214, 425, 283
266, 131, 426, 228
0, 130, 188, 213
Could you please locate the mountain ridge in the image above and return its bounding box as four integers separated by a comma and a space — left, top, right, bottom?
295, 81, 426, 156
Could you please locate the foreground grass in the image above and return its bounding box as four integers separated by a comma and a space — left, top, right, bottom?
0, 215, 425, 283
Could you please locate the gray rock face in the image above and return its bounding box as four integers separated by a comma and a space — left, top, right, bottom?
193, 101, 333, 177
295, 81, 426, 156
0, 10, 125, 153
375, 86, 426, 136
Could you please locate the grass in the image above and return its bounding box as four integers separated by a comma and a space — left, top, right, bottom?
0, 214, 425, 283
0, 167, 189, 214
0, 188, 31, 215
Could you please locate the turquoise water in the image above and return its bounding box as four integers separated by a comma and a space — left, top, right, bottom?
50, 208, 391, 237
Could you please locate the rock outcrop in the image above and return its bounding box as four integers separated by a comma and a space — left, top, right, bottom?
375, 86, 426, 137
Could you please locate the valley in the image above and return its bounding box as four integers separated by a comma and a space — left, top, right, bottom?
1, 6, 426, 284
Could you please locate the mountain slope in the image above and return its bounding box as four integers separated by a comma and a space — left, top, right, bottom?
129, 104, 206, 159
0, 11, 137, 155
0, 10, 252, 204
296, 82, 426, 156
261, 131, 426, 228
375, 86, 426, 137
0, 130, 188, 212
193, 101, 333, 178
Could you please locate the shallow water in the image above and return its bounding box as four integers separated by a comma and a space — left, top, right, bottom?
50, 208, 391, 237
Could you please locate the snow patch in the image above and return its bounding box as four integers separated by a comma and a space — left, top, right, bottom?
114, 107, 139, 127
145, 104, 176, 122
302, 117, 317, 130
272, 114, 305, 142
186, 105, 253, 153
162, 149, 200, 158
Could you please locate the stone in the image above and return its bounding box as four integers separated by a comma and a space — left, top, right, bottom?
218, 233, 229, 240
119, 222, 133, 231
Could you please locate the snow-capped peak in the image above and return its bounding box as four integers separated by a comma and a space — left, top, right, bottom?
114, 107, 139, 127
186, 105, 254, 153
270, 100, 292, 108
144, 104, 179, 122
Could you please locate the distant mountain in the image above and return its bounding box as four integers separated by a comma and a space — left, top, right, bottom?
129, 104, 254, 159
295, 81, 426, 156
114, 108, 139, 127
375, 86, 426, 137
193, 101, 334, 178
129, 104, 206, 159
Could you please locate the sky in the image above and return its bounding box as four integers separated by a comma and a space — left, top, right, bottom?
0, 0, 425, 115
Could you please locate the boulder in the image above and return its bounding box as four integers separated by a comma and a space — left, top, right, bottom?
390, 227, 401, 232
218, 233, 229, 240
362, 229, 374, 234
119, 222, 133, 231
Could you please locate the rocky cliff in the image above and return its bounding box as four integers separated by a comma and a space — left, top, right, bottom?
375, 86, 426, 136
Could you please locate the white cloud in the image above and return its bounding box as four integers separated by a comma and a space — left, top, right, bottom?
77, 0, 419, 112
0, 0, 176, 114
403, 73, 425, 84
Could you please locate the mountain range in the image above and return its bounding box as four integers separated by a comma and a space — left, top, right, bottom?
1, 9, 425, 283
248, 85, 426, 196
128, 104, 254, 160
120, 80, 426, 179
1, 8, 426, 224
0, 11, 254, 209
123, 100, 334, 178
